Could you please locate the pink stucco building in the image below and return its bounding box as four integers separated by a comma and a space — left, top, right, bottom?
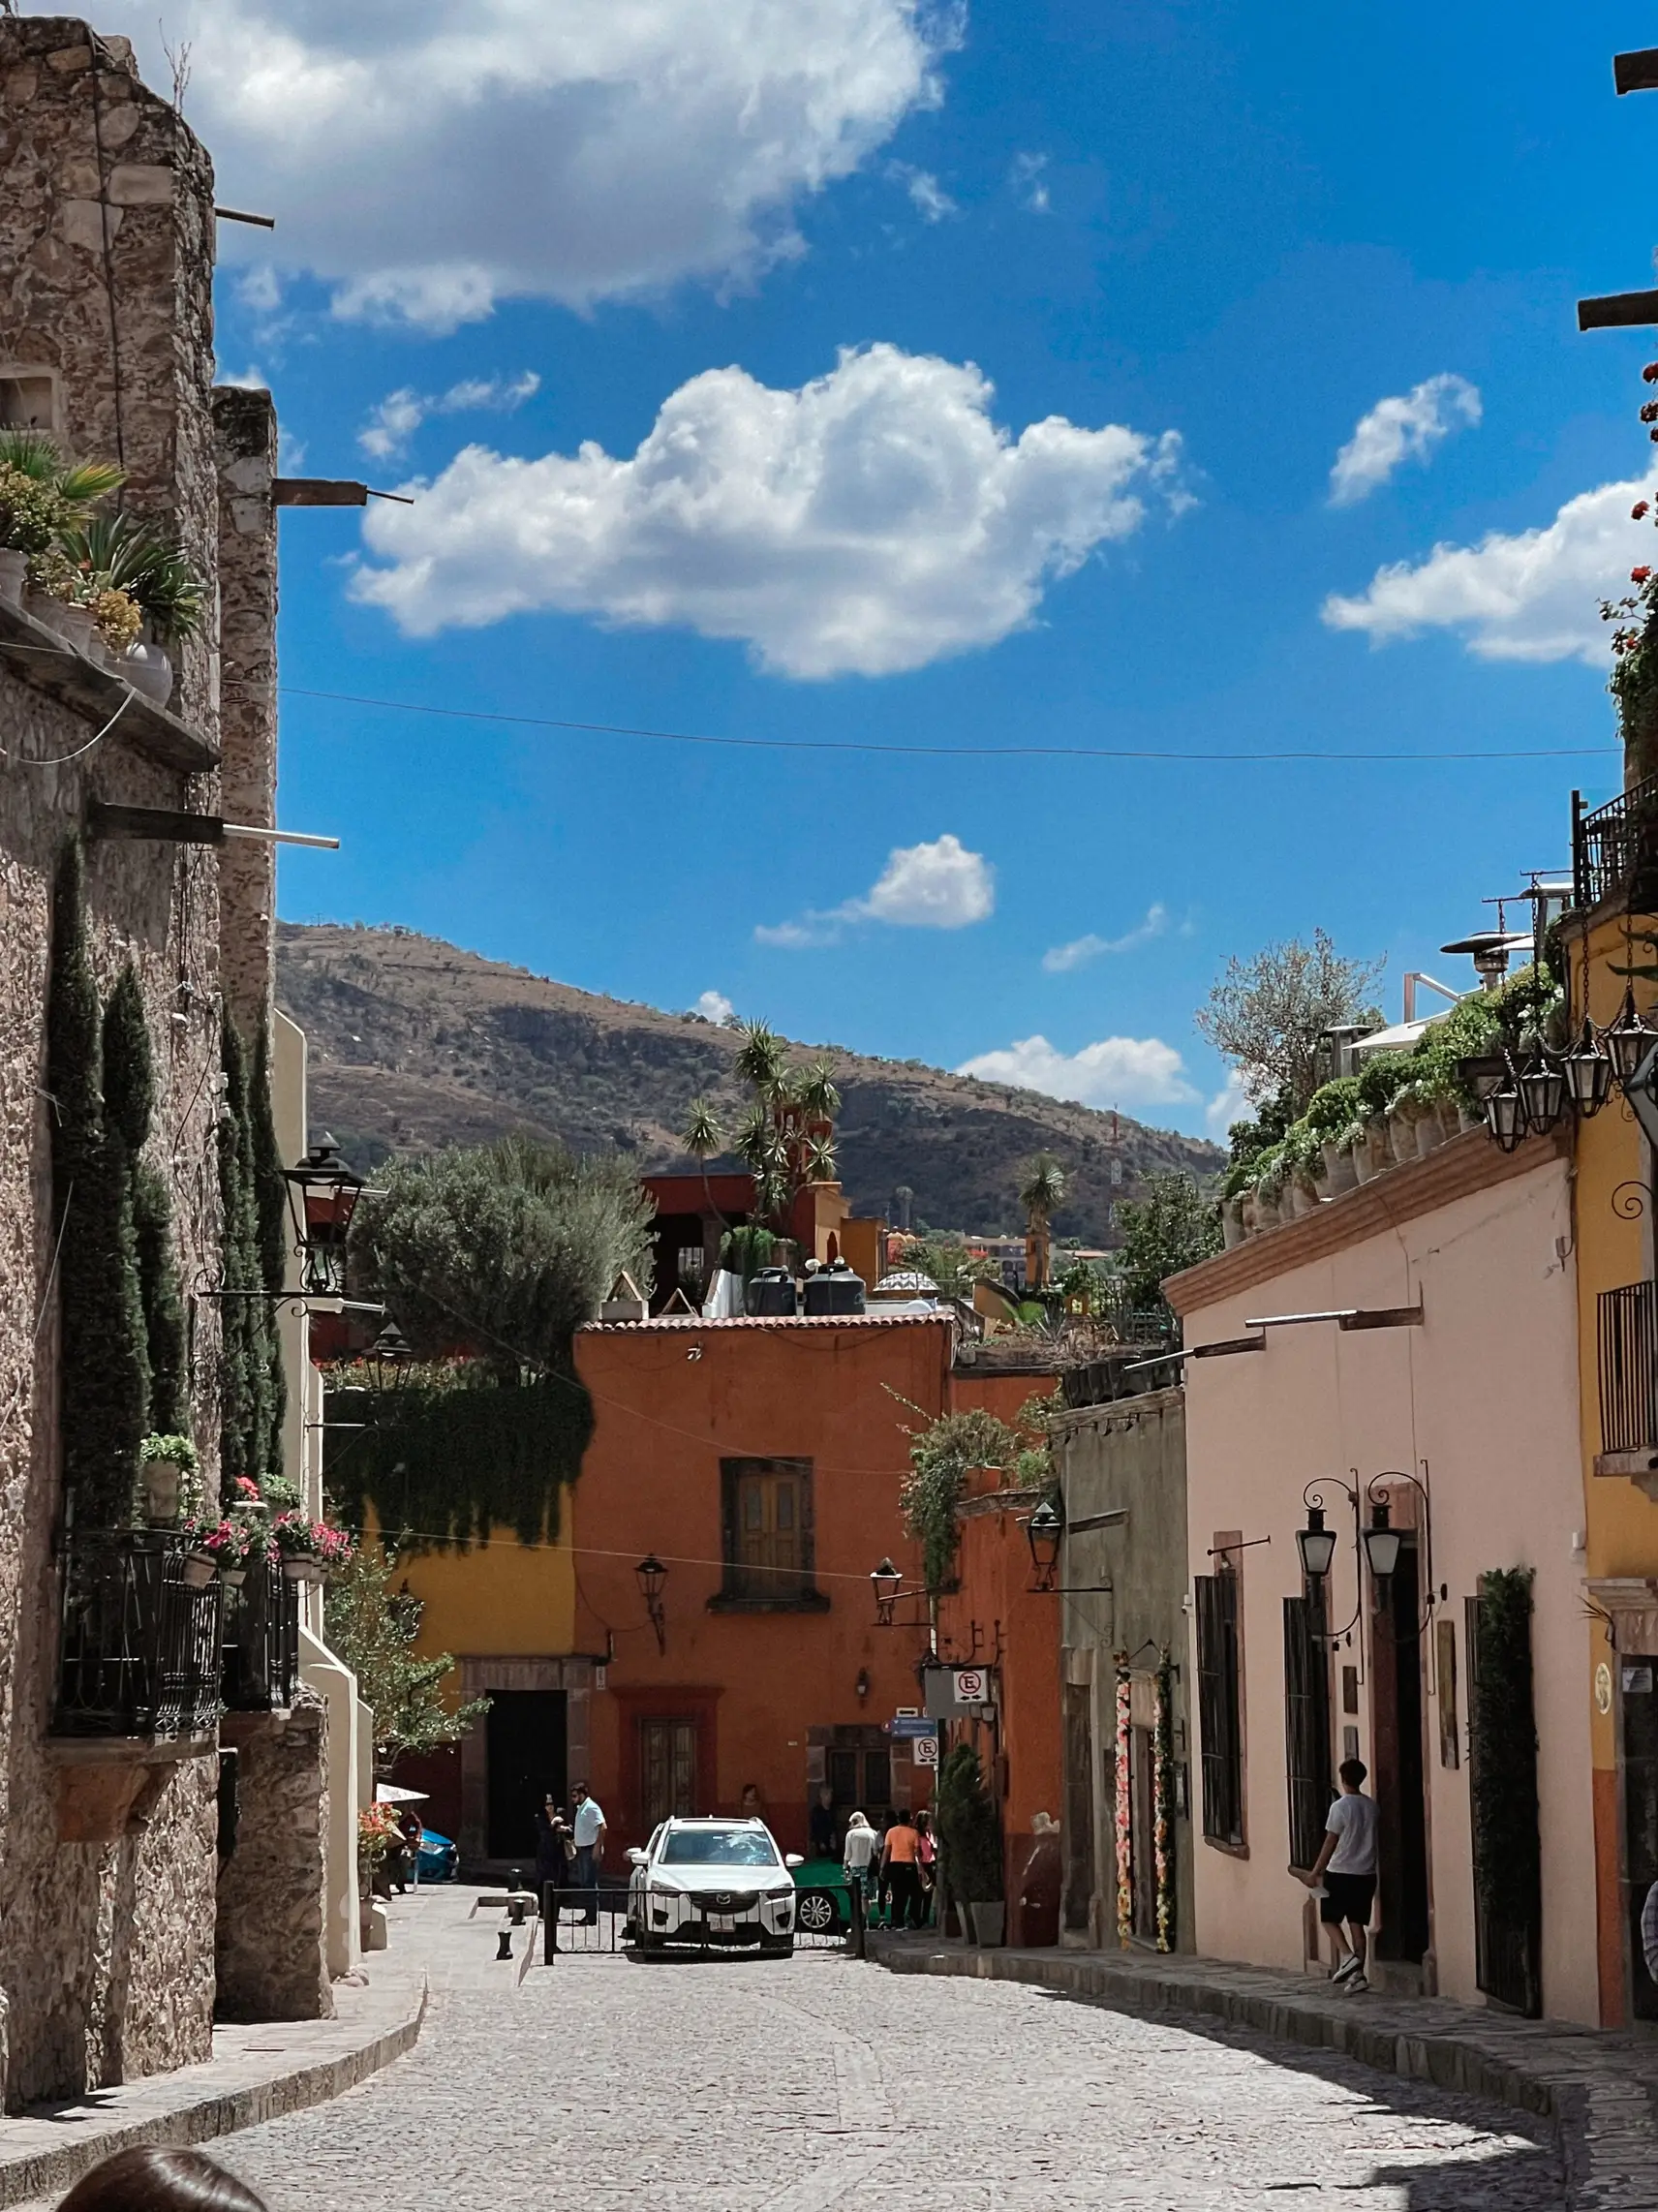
1166, 1127, 1597, 2024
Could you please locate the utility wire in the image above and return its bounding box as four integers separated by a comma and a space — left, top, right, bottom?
279, 685, 1617, 766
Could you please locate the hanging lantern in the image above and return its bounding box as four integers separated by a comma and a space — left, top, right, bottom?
870, 1555, 903, 1626
1362, 1499, 1403, 1585
1561, 1017, 1612, 1119
1296, 1504, 1338, 1582
1025, 1497, 1063, 1591
282, 1134, 366, 1297
1517, 1047, 1566, 1136
1485, 1076, 1527, 1154
1605, 985, 1657, 1088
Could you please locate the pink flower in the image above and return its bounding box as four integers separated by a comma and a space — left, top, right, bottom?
1634, 568, 1651, 585
1634, 503, 1650, 520
1644, 362, 1658, 383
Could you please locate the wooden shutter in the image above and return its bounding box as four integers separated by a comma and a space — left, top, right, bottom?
1283, 1594, 1333, 1871
1194, 1571, 1244, 1845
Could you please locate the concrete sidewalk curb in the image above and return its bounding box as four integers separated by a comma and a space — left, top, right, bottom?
0, 1965, 428, 2209
868, 1935, 1658, 2212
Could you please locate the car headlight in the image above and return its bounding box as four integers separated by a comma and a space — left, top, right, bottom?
648, 1881, 682, 1897
764, 1886, 794, 1900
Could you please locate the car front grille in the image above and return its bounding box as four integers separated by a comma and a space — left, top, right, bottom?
695, 1889, 760, 1914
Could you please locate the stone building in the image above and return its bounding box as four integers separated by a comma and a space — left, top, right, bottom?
0, 16, 359, 2104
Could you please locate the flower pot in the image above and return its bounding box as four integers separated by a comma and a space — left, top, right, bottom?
1220, 1195, 1246, 1250
0, 549, 25, 608
220, 1564, 247, 1588
1239, 1191, 1258, 1239
1253, 1185, 1282, 1231
1320, 1139, 1357, 1196
1386, 1103, 1423, 1168
121, 640, 173, 708
1287, 1168, 1319, 1218
1457, 1101, 1482, 1135
1363, 1121, 1394, 1179
967, 1901, 1005, 1947
1350, 1139, 1375, 1185
1415, 1105, 1447, 1160
141, 1459, 184, 1523
181, 1551, 217, 1589
54, 604, 96, 660
283, 1556, 324, 1584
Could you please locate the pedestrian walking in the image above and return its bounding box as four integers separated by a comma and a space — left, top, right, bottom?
881, 1809, 924, 1929
1292, 1756, 1379, 1993
58, 2147, 268, 2212
571, 1782, 607, 1924
842, 1807, 877, 1918
536, 1794, 573, 1907
914, 1807, 937, 1925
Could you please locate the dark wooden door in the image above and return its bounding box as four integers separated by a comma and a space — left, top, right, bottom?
1621, 1654, 1658, 2022
1061, 1681, 1096, 1931
640, 1719, 699, 1829
1371, 1549, 1429, 1962
485, 1690, 567, 1859
1284, 1595, 1334, 1872
1130, 1723, 1156, 1941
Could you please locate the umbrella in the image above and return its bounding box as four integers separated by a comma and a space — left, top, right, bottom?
375, 1783, 429, 1804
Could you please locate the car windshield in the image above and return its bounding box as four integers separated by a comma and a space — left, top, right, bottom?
660, 1828, 780, 1867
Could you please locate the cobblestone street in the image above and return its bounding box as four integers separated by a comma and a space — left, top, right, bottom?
199, 1890, 1564, 2212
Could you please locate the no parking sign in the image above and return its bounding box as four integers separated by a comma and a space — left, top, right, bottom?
912, 1735, 938, 1768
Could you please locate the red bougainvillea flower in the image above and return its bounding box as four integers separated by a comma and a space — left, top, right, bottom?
1634, 568, 1652, 585
1635, 503, 1651, 520
1643, 362, 1658, 382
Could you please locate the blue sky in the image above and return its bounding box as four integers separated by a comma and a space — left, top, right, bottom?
77, 1, 1658, 1136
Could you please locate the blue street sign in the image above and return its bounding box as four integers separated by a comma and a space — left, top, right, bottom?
886, 1716, 939, 1739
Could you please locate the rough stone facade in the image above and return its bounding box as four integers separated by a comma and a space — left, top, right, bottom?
0, 17, 331, 2109
217, 1693, 333, 2022
212, 386, 277, 1034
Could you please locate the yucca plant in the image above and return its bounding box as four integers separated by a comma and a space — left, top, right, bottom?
59, 512, 203, 642
0, 430, 124, 511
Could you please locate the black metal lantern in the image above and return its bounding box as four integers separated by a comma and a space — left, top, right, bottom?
1562, 1018, 1612, 1119
871, 1555, 903, 1626
1485, 1076, 1527, 1153
1517, 1047, 1566, 1136
1026, 1497, 1063, 1592
282, 1133, 366, 1296
367, 1320, 415, 1392
635, 1552, 668, 1654
1605, 985, 1657, 1088
1362, 1499, 1403, 1585
1296, 1504, 1337, 1582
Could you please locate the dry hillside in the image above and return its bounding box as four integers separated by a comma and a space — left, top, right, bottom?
274, 922, 1223, 1246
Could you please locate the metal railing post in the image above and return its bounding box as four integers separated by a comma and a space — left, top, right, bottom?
851, 1874, 867, 1959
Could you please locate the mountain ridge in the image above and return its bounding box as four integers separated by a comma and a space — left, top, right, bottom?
273, 921, 1223, 1246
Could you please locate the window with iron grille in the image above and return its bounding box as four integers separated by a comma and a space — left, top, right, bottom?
1283, 1593, 1333, 1871
1195, 1570, 1244, 1845
714, 1458, 825, 1609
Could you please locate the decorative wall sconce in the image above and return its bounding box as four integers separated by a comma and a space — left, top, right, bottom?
635, 1552, 668, 1654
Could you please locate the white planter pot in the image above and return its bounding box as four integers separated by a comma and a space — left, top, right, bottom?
967, 1901, 1005, 1947
181, 1551, 217, 1589
1290, 1169, 1320, 1217
0, 549, 25, 608
1321, 1139, 1358, 1195
1253, 1186, 1282, 1231
1386, 1106, 1423, 1169
1457, 1101, 1482, 1135
1220, 1195, 1246, 1249
142, 1459, 184, 1523
55, 604, 96, 660
1415, 1107, 1446, 1160
121, 640, 173, 708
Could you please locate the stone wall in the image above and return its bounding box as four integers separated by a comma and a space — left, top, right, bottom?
216, 1694, 333, 2022
212, 386, 278, 1034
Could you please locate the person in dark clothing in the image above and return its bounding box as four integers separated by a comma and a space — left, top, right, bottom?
535, 1795, 572, 1904
809, 1785, 836, 1859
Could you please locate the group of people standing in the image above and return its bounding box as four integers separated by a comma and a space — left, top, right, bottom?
535, 1784, 607, 1920
840, 1806, 936, 1928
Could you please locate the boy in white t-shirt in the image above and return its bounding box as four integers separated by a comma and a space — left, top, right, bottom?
1291, 1757, 1379, 1995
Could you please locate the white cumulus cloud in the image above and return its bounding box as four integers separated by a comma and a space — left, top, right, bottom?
353, 344, 1187, 676
1205, 1071, 1250, 1138
359, 373, 540, 460
74, 0, 955, 326
692, 989, 736, 1025
1322, 467, 1658, 662
1042, 903, 1168, 973
891, 165, 956, 221
956, 1033, 1200, 1111
756, 833, 993, 946
1328, 375, 1482, 507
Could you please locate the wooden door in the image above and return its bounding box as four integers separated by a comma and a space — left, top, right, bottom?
640, 1719, 698, 1829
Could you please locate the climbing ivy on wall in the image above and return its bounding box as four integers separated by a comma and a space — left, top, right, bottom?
1470, 1566, 1542, 1935
103, 962, 187, 1435
324, 1366, 594, 1549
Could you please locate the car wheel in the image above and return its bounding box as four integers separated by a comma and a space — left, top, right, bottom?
760, 1940, 794, 1959
795, 1889, 840, 1935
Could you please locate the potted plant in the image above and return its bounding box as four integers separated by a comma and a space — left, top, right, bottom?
0, 457, 64, 609
270, 1510, 355, 1584
59, 510, 203, 706
1253, 1147, 1287, 1231
137, 1432, 200, 1524
358, 1801, 402, 1925
936, 1743, 1004, 1946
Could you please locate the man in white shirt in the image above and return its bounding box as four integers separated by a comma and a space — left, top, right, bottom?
842, 1809, 877, 1913
571, 1784, 606, 1924
1292, 1757, 1379, 1994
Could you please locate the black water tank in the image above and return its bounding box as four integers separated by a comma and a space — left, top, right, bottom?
803, 1260, 866, 1316
745, 1268, 799, 1317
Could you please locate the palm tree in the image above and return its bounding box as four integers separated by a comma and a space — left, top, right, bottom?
798, 1059, 842, 1122
1018, 1153, 1066, 1291
733, 1019, 787, 1098
680, 1096, 729, 1233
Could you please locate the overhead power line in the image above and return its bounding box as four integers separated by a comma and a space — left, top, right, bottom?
278, 686, 1616, 766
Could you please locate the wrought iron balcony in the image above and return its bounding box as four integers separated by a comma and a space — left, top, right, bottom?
222, 1560, 300, 1712
1573, 776, 1658, 912
1598, 1280, 1658, 1459
53, 1530, 224, 1740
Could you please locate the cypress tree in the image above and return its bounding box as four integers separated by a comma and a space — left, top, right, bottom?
46, 843, 148, 1526
218, 1019, 268, 1480
102, 965, 187, 1431
250, 1021, 289, 1481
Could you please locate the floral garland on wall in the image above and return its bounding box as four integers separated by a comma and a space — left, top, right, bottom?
1114, 1660, 1133, 1944
1153, 1650, 1177, 1953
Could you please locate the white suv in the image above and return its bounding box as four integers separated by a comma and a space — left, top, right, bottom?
625, 1817, 802, 1955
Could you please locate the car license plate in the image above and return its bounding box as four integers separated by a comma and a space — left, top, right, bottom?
711, 1914, 735, 1932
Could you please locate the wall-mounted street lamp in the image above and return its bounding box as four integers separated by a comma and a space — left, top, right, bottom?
283, 1134, 367, 1297
1026, 1498, 1062, 1592
635, 1553, 668, 1654
854, 1667, 870, 1703
367, 1321, 415, 1393
1362, 1468, 1434, 1641
870, 1556, 924, 1628
1295, 1503, 1338, 1582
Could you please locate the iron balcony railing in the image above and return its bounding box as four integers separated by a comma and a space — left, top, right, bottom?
1599, 1281, 1658, 1457
1573, 777, 1658, 912
222, 1560, 300, 1712
54, 1529, 224, 1739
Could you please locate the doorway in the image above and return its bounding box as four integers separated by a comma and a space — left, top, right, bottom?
1621, 1654, 1658, 2022
485, 1690, 567, 1860
1370, 1547, 1429, 1963
640, 1719, 700, 1829
1061, 1680, 1096, 1932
